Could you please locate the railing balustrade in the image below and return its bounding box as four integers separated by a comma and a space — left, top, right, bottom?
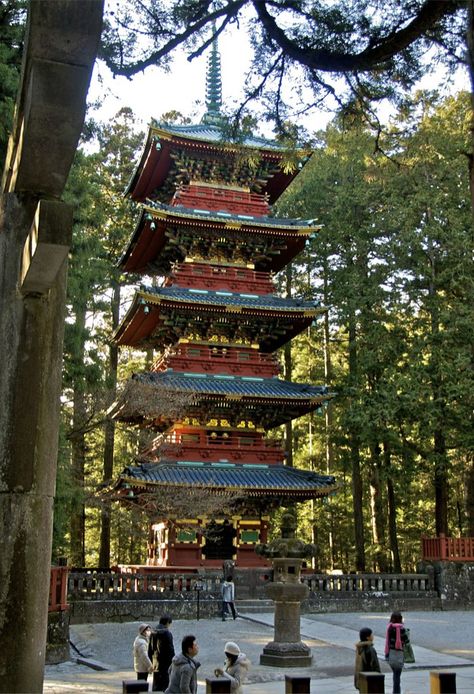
67, 570, 434, 601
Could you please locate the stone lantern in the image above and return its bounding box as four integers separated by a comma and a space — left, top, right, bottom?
256, 511, 316, 667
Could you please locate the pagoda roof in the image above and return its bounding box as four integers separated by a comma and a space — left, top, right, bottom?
151, 122, 286, 151
126, 123, 310, 204
109, 371, 333, 430
114, 286, 322, 351
119, 203, 315, 274
113, 460, 337, 500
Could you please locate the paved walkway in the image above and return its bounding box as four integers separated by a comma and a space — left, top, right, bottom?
44, 610, 474, 693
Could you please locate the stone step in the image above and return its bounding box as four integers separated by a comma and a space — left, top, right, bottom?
235, 599, 274, 613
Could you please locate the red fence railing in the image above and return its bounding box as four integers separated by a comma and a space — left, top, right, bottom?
422, 534, 474, 562
49, 566, 69, 612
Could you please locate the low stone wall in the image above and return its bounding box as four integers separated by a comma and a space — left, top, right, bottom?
422, 560, 474, 609
70, 595, 221, 624
305, 591, 441, 613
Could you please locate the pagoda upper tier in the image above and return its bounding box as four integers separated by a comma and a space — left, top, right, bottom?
118, 200, 318, 275
126, 121, 311, 205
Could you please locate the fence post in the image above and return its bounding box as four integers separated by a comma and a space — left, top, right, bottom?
122, 680, 149, 693
358, 672, 385, 693
205, 677, 231, 693
285, 674, 311, 693
430, 671, 456, 693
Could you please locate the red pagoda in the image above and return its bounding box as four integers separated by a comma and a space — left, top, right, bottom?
109, 42, 337, 568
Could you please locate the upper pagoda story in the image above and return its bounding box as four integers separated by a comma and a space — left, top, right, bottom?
125, 39, 311, 208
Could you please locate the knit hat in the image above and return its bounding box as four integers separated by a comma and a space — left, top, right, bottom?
224, 641, 240, 656
139, 623, 151, 635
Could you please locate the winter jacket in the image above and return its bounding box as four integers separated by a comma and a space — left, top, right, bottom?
133, 633, 153, 674
354, 641, 381, 690
384, 624, 409, 655
165, 653, 200, 694
221, 580, 235, 603
221, 653, 250, 693
149, 625, 175, 691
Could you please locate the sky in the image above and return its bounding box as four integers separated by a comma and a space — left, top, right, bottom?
87, 11, 470, 137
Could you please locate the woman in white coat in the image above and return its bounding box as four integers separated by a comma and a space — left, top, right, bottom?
214, 641, 250, 693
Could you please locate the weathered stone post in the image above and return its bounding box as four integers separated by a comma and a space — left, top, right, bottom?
257, 511, 315, 667
0, 3, 103, 691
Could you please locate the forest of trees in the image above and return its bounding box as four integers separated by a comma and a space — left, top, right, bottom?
55, 88, 473, 574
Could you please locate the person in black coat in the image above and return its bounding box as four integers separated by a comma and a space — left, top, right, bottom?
149, 615, 175, 692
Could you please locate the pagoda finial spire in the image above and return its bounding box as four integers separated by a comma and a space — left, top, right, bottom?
201, 27, 223, 125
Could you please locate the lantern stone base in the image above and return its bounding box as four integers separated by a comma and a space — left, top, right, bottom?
260, 640, 313, 668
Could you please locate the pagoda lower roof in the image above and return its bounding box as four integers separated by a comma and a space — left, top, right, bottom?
113, 460, 337, 499
110, 371, 333, 429
114, 286, 322, 351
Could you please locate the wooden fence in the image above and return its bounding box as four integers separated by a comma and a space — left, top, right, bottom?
422, 535, 474, 562
49, 566, 69, 612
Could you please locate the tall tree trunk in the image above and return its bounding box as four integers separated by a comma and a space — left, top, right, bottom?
385, 442, 401, 572
284, 264, 293, 466
99, 279, 120, 568
369, 444, 388, 572
348, 313, 365, 571
427, 234, 449, 536
69, 304, 87, 567
466, 456, 474, 535
322, 260, 335, 569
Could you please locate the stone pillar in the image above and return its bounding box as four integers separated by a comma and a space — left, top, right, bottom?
0, 194, 72, 691
0, 3, 103, 690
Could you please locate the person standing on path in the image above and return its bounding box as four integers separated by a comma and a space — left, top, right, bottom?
133, 623, 154, 682
149, 615, 175, 692
222, 575, 236, 620
384, 611, 409, 694
165, 634, 200, 694
214, 641, 250, 693
354, 627, 381, 690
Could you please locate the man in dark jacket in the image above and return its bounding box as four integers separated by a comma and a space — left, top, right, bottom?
354, 627, 381, 690
149, 615, 175, 692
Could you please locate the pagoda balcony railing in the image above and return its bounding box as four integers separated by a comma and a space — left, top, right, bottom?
167, 268, 274, 295
159, 436, 284, 462
156, 357, 279, 378
421, 534, 474, 562
172, 185, 270, 217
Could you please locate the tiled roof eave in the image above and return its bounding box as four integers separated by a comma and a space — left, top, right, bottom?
143, 203, 319, 234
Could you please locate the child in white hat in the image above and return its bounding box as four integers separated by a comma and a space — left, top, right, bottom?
214, 641, 250, 693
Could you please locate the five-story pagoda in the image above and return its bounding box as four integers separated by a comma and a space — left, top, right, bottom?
108, 42, 337, 569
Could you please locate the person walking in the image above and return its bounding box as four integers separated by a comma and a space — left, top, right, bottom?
221, 575, 236, 620
133, 623, 154, 683
384, 611, 409, 694
165, 634, 200, 694
354, 627, 381, 690
214, 641, 250, 693
149, 615, 175, 692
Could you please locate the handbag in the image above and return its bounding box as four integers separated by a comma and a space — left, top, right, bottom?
403, 628, 415, 663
